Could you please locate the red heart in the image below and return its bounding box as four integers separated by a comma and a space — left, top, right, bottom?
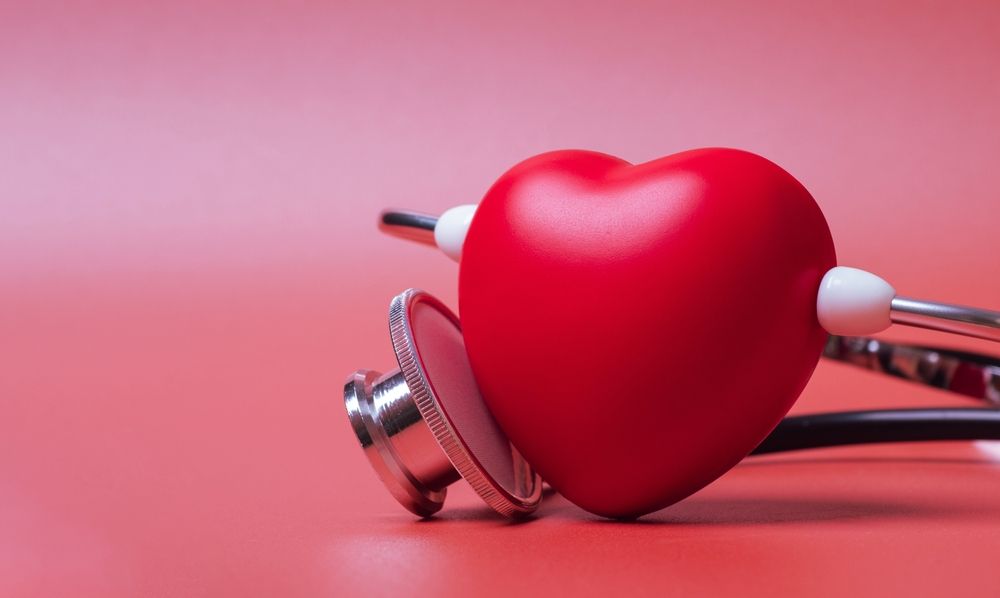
459, 148, 836, 518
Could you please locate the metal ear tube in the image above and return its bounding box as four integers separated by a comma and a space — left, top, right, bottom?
381, 209, 1000, 343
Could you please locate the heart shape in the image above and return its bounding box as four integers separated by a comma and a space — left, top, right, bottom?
459, 148, 836, 518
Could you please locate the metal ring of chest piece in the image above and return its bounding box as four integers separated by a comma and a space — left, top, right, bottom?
344, 288, 542, 517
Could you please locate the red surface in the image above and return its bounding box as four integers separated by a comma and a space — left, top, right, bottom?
3, 1, 1000, 596
460, 148, 836, 517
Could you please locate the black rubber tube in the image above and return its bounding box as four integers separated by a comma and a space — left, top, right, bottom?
753, 408, 1000, 455
381, 210, 437, 232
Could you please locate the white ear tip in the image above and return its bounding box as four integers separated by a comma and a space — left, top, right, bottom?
434, 204, 477, 262
817, 267, 896, 335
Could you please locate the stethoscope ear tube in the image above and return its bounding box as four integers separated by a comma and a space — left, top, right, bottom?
381, 208, 1000, 342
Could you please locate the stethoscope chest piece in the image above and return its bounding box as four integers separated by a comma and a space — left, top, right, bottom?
344, 288, 542, 517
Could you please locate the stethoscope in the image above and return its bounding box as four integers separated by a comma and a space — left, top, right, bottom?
345, 148, 1000, 519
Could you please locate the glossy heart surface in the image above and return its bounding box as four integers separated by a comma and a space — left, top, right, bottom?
459, 148, 836, 518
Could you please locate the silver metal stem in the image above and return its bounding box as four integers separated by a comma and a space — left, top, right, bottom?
378, 209, 438, 246
891, 296, 1000, 343
345, 369, 460, 517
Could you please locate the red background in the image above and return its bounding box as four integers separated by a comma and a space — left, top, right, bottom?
2, 1, 1000, 596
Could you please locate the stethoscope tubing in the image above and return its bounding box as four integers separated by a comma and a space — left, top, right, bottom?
755, 408, 1000, 455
